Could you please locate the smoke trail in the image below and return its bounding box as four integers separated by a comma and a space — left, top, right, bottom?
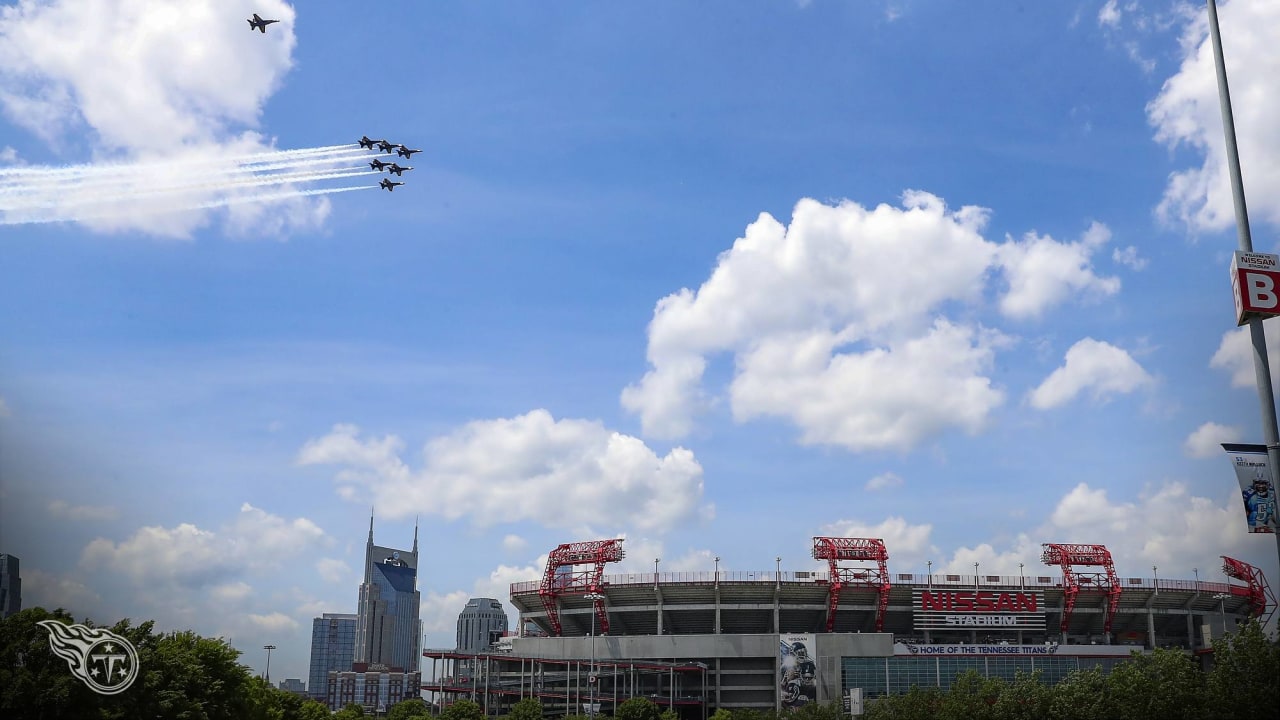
0, 169, 384, 212
0, 144, 379, 181
0, 184, 378, 226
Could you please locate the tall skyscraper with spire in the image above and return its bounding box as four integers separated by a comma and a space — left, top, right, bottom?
354, 512, 422, 673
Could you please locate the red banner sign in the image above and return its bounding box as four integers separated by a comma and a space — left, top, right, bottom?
918, 590, 1039, 613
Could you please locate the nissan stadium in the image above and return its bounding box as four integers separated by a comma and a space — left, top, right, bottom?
422, 537, 1274, 717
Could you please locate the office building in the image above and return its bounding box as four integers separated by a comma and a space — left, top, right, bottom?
278, 678, 306, 695
0, 554, 20, 618
457, 597, 509, 652
326, 664, 421, 713
308, 613, 357, 701
355, 514, 422, 673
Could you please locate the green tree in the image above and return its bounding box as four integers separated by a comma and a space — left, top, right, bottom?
440, 699, 483, 720
862, 685, 942, 720
990, 669, 1051, 720
1206, 618, 1280, 719
659, 710, 679, 720
1105, 647, 1205, 720
508, 697, 543, 720
334, 702, 366, 719
388, 697, 431, 720
1046, 667, 1115, 720
933, 670, 1002, 720
0, 607, 108, 720
787, 700, 845, 720
615, 697, 661, 720
297, 699, 334, 720
708, 710, 733, 720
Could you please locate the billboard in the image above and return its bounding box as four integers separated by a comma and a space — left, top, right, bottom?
1230, 251, 1280, 325
1222, 443, 1280, 533
912, 590, 1047, 630
779, 634, 817, 710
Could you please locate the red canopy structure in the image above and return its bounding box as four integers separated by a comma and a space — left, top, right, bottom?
537, 538, 625, 636
812, 536, 890, 631
1041, 543, 1122, 635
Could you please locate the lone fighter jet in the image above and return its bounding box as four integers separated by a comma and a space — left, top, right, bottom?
247, 14, 279, 33
369, 158, 390, 171
386, 163, 413, 177
380, 178, 404, 192
376, 140, 396, 153
359, 135, 385, 150
395, 145, 421, 159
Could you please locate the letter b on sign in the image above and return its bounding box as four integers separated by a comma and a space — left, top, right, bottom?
1247, 272, 1278, 310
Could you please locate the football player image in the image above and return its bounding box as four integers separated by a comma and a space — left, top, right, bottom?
1243, 471, 1279, 533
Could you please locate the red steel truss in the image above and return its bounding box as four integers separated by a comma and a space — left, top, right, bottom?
1040, 543, 1122, 635
537, 539, 625, 636
1220, 555, 1276, 627
812, 537, 890, 632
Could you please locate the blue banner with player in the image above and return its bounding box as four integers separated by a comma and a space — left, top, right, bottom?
1223, 443, 1280, 533
779, 634, 817, 710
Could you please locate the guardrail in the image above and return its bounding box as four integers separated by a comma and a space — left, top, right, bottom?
510, 573, 1226, 594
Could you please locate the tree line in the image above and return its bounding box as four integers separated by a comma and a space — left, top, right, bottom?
2, 606, 1275, 720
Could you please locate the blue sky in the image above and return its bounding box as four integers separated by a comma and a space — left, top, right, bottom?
3, 0, 1280, 684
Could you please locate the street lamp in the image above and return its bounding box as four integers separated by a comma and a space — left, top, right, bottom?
1194, 567, 1200, 592
1153, 565, 1159, 591
776, 556, 781, 577
262, 644, 276, 684
714, 556, 720, 582
974, 562, 980, 589
1019, 562, 1024, 589
584, 592, 606, 718
927, 560, 932, 588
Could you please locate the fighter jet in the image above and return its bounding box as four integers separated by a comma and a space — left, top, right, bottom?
247, 14, 279, 33
369, 158, 390, 172
359, 135, 385, 150
380, 179, 404, 192
386, 163, 413, 177
395, 145, 421, 159
376, 140, 396, 153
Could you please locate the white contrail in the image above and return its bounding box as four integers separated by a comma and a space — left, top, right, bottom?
0, 144, 378, 181
0, 169, 384, 212
0, 184, 378, 226
0, 154, 377, 197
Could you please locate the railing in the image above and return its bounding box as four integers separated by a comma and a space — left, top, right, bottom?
511, 572, 1226, 595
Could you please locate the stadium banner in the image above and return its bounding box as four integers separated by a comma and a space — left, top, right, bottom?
779, 634, 817, 710
912, 590, 1046, 630
1222, 443, 1280, 533
894, 642, 1135, 657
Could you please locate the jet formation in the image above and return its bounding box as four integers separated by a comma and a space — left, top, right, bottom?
247, 14, 279, 33
360, 136, 417, 190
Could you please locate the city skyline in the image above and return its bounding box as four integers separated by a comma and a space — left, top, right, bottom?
4, 0, 1280, 685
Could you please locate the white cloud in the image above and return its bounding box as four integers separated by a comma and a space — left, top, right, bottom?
995, 222, 1121, 320
1184, 421, 1244, 458
81, 502, 328, 589
1148, 0, 1280, 232
817, 516, 934, 569
0, 0, 334, 238
865, 472, 903, 492
21, 568, 102, 616
1099, 0, 1122, 29
210, 581, 253, 603
1209, 320, 1280, 389
247, 612, 299, 632
1028, 338, 1154, 409
47, 499, 119, 521
622, 195, 1130, 450
502, 535, 528, 553
297, 410, 711, 532
1112, 245, 1148, 270
316, 558, 352, 585
0, 146, 15, 164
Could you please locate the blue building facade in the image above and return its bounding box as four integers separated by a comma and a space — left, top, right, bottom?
0, 554, 20, 618
308, 612, 357, 701
355, 515, 422, 673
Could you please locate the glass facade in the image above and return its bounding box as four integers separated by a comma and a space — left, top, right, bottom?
0, 554, 20, 618
309, 613, 357, 701
842, 655, 1132, 699
457, 597, 509, 651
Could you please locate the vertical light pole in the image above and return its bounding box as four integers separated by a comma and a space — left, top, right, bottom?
927, 560, 932, 588
974, 562, 980, 589
714, 556, 720, 582
1206, 0, 1280, 570
584, 592, 606, 718
1194, 567, 1200, 593
654, 558, 660, 584
263, 644, 276, 684
1019, 562, 1025, 590
776, 556, 781, 578
1153, 566, 1159, 594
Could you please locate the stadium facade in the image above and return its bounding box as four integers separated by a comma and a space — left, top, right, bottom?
422, 538, 1273, 717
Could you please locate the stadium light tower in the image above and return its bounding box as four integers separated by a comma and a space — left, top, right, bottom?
927, 560, 932, 587
263, 644, 276, 683
584, 592, 606, 717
